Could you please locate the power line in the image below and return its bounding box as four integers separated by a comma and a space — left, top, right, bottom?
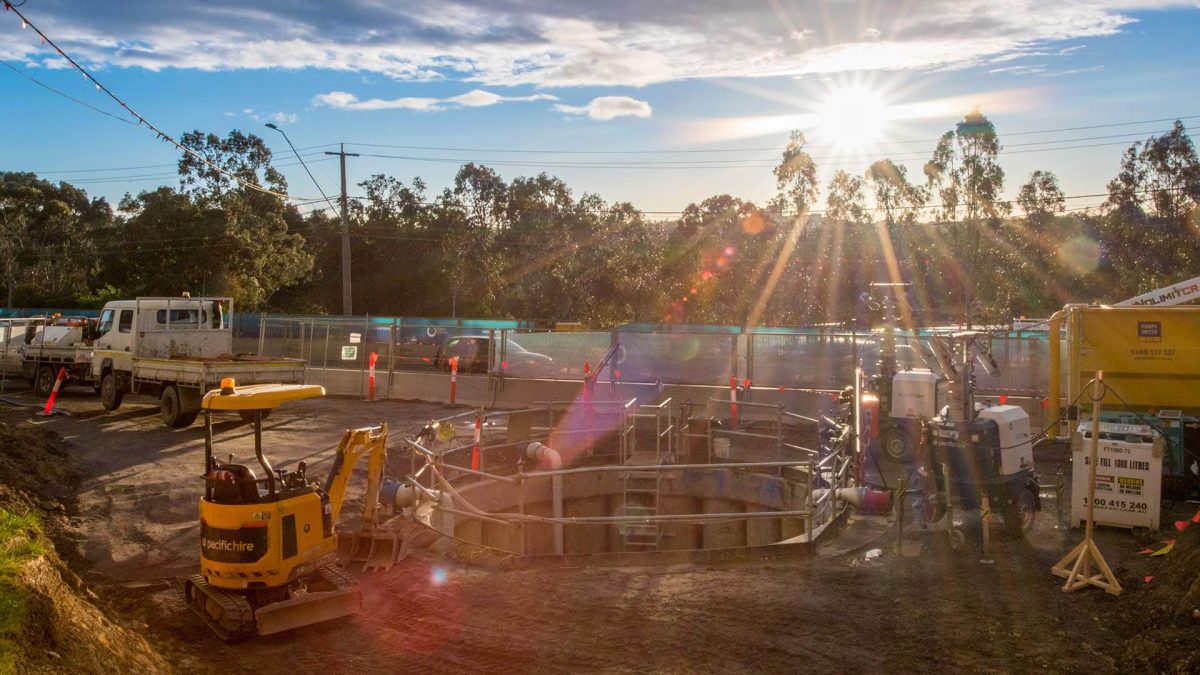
0, 58, 137, 125
24, 150, 331, 176
341, 114, 1200, 155
1, 2, 317, 203
347, 136, 1162, 171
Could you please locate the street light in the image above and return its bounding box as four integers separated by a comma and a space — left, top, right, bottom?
264, 123, 353, 316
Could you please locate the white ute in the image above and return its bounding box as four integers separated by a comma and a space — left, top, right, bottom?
88, 296, 306, 427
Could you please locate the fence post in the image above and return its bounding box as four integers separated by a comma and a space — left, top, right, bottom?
386, 318, 396, 398
258, 316, 266, 356
729, 332, 739, 385
322, 323, 330, 370
745, 329, 754, 389
359, 315, 369, 399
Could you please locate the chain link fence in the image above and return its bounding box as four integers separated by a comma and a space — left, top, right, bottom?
253, 316, 1054, 396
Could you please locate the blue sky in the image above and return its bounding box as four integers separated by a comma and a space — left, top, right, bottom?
2, 1, 1199, 217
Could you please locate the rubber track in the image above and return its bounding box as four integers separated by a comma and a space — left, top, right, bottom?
184, 574, 256, 641
317, 564, 359, 591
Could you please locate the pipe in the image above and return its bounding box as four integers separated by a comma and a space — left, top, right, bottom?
525, 442, 563, 555
827, 487, 893, 514
1048, 308, 1064, 439
381, 480, 455, 553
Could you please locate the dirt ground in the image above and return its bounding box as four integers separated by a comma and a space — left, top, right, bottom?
1, 385, 1193, 674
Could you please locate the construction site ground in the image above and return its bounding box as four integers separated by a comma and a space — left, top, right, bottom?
1, 386, 1194, 674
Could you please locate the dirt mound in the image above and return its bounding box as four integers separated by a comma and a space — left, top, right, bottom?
0, 422, 78, 505
0, 420, 171, 673
1122, 518, 1200, 673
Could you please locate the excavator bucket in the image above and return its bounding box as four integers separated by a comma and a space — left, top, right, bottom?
336, 529, 405, 573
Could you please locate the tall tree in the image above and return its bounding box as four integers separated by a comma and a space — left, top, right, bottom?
0, 172, 109, 307
178, 130, 286, 204
923, 107, 1008, 324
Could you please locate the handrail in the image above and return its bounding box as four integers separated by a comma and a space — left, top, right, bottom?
782, 411, 820, 425
708, 398, 783, 411
522, 459, 809, 480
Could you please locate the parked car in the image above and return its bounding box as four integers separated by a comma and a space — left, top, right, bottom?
434, 335, 554, 376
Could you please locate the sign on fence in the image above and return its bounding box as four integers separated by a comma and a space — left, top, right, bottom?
341, 346, 358, 361
1071, 420, 1162, 530
349, 332, 361, 344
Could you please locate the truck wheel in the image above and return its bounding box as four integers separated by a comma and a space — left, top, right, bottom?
34, 365, 58, 397
1003, 488, 1037, 538
160, 385, 193, 427
100, 372, 123, 411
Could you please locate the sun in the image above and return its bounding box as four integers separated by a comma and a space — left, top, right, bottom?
812, 85, 890, 147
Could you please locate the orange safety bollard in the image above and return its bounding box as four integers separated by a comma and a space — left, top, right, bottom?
367, 352, 378, 401
40, 367, 68, 415
449, 356, 459, 405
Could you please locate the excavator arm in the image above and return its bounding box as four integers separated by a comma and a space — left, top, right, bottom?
321, 424, 408, 571
323, 424, 389, 526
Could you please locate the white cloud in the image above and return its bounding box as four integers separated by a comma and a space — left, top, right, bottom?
241, 107, 299, 124
554, 96, 652, 121
0, 1, 1188, 87
312, 88, 557, 112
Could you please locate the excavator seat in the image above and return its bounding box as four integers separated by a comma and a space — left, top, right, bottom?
209, 464, 260, 504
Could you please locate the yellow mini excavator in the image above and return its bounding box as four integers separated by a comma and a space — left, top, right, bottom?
183, 379, 405, 640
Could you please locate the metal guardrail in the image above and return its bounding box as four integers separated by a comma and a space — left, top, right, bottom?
402, 399, 849, 553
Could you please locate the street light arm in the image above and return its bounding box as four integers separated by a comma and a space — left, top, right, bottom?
264, 124, 338, 214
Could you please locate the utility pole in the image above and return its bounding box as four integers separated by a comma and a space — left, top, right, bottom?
325, 144, 359, 316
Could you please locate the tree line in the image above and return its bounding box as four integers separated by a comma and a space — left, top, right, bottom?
2, 111, 1198, 328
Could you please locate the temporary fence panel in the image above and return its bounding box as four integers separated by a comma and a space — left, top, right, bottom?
501, 330, 611, 380
614, 331, 735, 385
250, 314, 1054, 396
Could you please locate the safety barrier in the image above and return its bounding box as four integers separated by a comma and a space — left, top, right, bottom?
399, 397, 849, 560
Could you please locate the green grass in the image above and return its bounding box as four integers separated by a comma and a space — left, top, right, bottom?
0, 508, 44, 672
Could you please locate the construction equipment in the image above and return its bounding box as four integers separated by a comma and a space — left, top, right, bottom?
843, 284, 1040, 539
919, 331, 1041, 538
183, 379, 415, 640
1048, 290, 1200, 497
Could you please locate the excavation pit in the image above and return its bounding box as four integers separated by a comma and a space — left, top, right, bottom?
403, 398, 851, 566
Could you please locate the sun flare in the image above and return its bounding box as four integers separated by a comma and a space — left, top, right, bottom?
812, 85, 889, 147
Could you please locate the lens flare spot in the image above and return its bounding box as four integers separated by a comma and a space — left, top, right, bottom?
740, 212, 764, 235
701, 270, 714, 281
689, 287, 698, 295
1059, 235, 1100, 275
716, 257, 728, 268
724, 246, 735, 256
431, 566, 448, 585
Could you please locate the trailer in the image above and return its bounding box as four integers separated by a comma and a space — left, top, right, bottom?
86, 297, 307, 427
17, 316, 99, 396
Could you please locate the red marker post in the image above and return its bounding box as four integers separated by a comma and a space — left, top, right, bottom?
471, 411, 482, 471
449, 356, 459, 405
729, 376, 739, 431
582, 360, 594, 453
40, 367, 68, 416
367, 352, 378, 401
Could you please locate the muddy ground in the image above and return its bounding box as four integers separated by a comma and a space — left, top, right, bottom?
2, 385, 1193, 674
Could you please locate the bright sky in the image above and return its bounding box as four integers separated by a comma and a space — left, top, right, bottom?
2, 1, 1199, 218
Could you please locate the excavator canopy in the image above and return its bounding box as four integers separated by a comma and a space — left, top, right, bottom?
201, 382, 325, 410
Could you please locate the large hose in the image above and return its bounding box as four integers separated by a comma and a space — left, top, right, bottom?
525, 442, 564, 555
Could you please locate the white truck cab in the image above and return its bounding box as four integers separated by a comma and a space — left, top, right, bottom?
90, 296, 305, 427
